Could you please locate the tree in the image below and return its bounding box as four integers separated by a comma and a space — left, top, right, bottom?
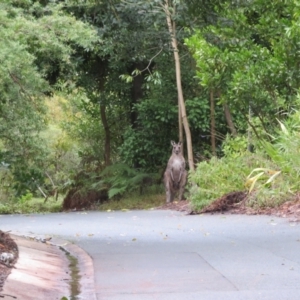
0, 1, 97, 196
64, 0, 199, 172
104, 0, 197, 169
162, 0, 194, 171
185, 32, 237, 155
186, 0, 300, 145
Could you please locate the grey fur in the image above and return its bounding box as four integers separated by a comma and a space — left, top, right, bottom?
163, 141, 187, 203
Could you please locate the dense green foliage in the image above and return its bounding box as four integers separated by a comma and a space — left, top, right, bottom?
1, 0, 300, 213
0, 1, 97, 199
190, 104, 300, 210
185, 0, 300, 137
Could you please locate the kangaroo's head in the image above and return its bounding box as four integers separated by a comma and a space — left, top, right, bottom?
171, 141, 182, 155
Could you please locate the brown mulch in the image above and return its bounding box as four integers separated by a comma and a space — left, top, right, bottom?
158, 191, 300, 222
0, 231, 18, 293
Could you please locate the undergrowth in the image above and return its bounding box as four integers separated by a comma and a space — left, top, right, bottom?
0, 197, 63, 214
189, 154, 263, 211
96, 192, 165, 211
0, 190, 165, 214
190, 110, 300, 212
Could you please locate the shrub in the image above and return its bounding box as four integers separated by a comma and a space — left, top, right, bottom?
189, 154, 258, 211
190, 109, 300, 211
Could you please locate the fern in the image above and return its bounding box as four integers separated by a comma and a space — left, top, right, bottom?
100, 164, 158, 199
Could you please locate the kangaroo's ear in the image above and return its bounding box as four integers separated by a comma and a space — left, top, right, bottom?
171, 141, 175, 146
178, 141, 182, 146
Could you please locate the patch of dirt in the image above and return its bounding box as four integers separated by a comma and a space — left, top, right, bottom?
199, 191, 247, 214
203, 191, 300, 222
0, 231, 18, 293
157, 200, 192, 213
159, 191, 300, 222
254, 197, 300, 222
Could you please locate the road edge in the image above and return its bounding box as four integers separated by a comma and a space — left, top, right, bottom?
10, 233, 97, 300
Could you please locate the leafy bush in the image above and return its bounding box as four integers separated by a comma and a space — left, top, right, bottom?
190, 109, 300, 211
189, 154, 260, 210
248, 113, 300, 207
96, 163, 161, 199
0, 197, 63, 214
222, 134, 248, 158
119, 98, 178, 172
18, 191, 33, 203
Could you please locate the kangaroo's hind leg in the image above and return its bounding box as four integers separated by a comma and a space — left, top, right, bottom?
178, 170, 187, 201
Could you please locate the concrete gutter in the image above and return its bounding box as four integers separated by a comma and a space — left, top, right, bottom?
1, 234, 96, 300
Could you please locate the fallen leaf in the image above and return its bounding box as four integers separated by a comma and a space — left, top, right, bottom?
132, 238, 137, 242
88, 234, 94, 237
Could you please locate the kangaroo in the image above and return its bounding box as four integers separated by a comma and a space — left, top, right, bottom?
164, 141, 187, 203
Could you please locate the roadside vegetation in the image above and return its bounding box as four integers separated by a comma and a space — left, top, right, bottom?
1, 1, 300, 215
190, 108, 300, 211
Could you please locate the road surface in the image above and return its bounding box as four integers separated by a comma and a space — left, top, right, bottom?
1, 210, 300, 299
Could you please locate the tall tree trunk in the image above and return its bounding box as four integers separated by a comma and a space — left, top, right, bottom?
223, 103, 237, 136
164, 0, 194, 171
218, 90, 237, 136
178, 101, 184, 156
100, 105, 111, 166
210, 90, 216, 156
217, 90, 237, 137
247, 104, 254, 152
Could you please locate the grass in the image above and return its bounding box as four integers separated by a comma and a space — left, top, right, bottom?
0, 189, 166, 214
0, 197, 63, 214
96, 192, 166, 211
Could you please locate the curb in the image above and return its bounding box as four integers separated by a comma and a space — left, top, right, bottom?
50, 236, 97, 300
6, 233, 97, 300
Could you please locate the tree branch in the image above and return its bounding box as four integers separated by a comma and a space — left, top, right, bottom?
134, 48, 163, 75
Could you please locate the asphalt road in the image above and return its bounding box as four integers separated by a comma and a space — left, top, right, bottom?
1, 210, 300, 300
